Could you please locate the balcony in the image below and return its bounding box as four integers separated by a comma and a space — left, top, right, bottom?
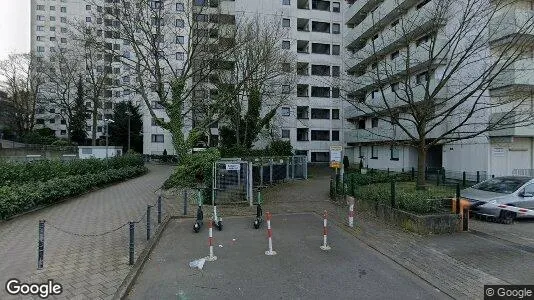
345, 0, 384, 27
491, 60, 534, 90
489, 9, 534, 43
489, 112, 534, 137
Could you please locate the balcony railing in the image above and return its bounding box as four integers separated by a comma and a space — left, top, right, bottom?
488, 9, 534, 42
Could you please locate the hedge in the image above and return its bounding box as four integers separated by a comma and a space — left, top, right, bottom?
0, 154, 144, 187
346, 171, 411, 186
0, 165, 147, 220
354, 182, 455, 214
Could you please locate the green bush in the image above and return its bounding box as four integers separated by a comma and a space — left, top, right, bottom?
0, 166, 147, 220
220, 140, 293, 158
0, 153, 144, 187
346, 171, 411, 186
354, 182, 455, 214
163, 148, 220, 190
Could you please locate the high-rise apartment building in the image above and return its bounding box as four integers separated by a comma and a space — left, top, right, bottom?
30, 0, 345, 161
343, 0, 534, 176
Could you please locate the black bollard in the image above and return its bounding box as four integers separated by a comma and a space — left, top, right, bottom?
157, 195, 162, 224
390, 179, 396, 208
147, 205, 152, 240
129, 222, 135, 265
37, 220, 45, 270
456, 183, 461, 214
183, 189, 188, 216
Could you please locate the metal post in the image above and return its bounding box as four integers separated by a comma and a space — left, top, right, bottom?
285, 157, 289, 180
476, 171, 480, 183
183, 189, 188, 215
411, 167, 415, 180
402, 167, 404, 173
129, 222, 135, 265
269, 159, 273, 184
442, 168, 446, 183
462, 171, 466, 187
291, 156, 295, 179
304, 157, 308, 180
37, 220, 45, 270
462, 208, 469, 231
425, 166, 428, 180
390, 180, 396, 208
260, 158, 264, 186
330, 177, 334, 198
157, 195, 162, 224
335, 169, 340, 196
146, 205, 152, 240
456, 183, 461, 214
127, 111, 131, 152
387, 168, 390, 175
492, 174, 495, 178
436, 169, 440, 186
105, 121, 109, 160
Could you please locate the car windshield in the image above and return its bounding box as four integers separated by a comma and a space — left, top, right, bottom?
472, 177, 530, 194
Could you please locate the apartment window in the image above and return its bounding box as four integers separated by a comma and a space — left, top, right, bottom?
49, 119, 56, 124
61, 38, 67, 43
331, 87, 340, 98
359, 146, 364, 158
151, 134, 165, 143
50, 27, 56, 32
371, 146, 378, 159
311, 152, 329, 162
332, 130, 340, 141
297, 128, 309, 141
50, 6, 56, 11
36, 26, 44, 32
282, 63, 291, 72
176, 36, 185, 44
36, 36, 43, 41
312, 0, 330, 10
176, 19, 184, 28
37, 5, 44, 10
332, 66, 340, 77
312, 43, 330, 54
86, 125, 92, 131
176, 2, 185, 11
311, 130, 330, 141
332, 23, 340, 34
86, 17, 92, 22
390, 146, 399, 160
390, 50, 399, 60
282, 40, 290, 49
282, 18, 291, 28
297, 84, 309, 97
371, 90, 379, 99
282, 85, 291, 94
61, 17, 67, 23
297, 62, 309, 75
61, 119, 66, 125
311, 65, 330, 76
37, 15, 45, 21
332, 109, 340, 119
60, 7, 67, 13
416, 35, 430, 47
416, 71, 429, 84
332, 2, 340, 12
416, 0, 431, 9
312, 21, 330, 33
297, 106, 309, 119
283, 0, 290, 5
50, 16, 55, 21
358, 119, 365, 129
332, 45, 340, 55
281, 107, 290, 116
86, 4, 91, 10
61, 28, 67, 33
371, 117, 379, 128
176, 52, 185, 60
311, 108, 330, 119
311, 86, 330, 98
281, 129, 290, 139
97, 126, 103, 133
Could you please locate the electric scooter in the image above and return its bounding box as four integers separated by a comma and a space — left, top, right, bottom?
212, 202, 223, 231
193, 189, 204, 233
253, 187, 264, 229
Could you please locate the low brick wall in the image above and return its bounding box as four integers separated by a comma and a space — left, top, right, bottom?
357, 198, 461, 234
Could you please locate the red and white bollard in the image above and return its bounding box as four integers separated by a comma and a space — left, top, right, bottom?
320, 210, 331, 251
347, 196, 355, 228
265, 212, 277, 256
206, 218, 217, 261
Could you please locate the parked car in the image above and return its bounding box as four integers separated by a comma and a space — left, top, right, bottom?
461, 176, 534, 223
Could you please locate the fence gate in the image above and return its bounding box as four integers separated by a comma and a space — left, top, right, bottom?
213, 160, 253, 206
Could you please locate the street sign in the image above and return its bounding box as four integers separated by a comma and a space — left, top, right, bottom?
330, 145, 343, 169
225, 163, 241, 171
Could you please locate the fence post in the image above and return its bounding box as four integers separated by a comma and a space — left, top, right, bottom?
260, 158, 264, 186
37, 220, 45, 270
462, 171, 466, 188
387, 168, 390, 176
330, 177, 334, 198
157, 195, 162, 224
146, 205, 152, 240
129, 222, 135, 265
442, 168, 446, 183
492, 174, 495, 178
183, 189, 188, 216
304, 158, 308, 179
269, 159, 273, 184
390, 179, 396, 208
411, 167, 415, 180
291, 156, 295, 179
402, 167, 404, 173
436, 169, 440, 186
476, 171, 480, 183
336, 171, 341, 196
425, 166, 428, 180
462, 207, 469, 231
285, 157, 290, 180
456, 183, 461, 214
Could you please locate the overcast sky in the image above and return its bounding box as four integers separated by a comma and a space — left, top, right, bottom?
0, 1, 30, 60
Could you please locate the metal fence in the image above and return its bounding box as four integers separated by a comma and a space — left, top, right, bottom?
249, 155, 308, 186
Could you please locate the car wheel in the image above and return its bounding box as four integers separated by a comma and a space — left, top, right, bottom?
499, 210, 516, 224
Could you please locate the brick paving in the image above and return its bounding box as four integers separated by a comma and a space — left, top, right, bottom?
0, 164, 177, 300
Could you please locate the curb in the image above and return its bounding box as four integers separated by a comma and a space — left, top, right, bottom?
113, 215, 194, 300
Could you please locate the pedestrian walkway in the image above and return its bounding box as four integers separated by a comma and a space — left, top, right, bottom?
0, 164, 176, 300
260, 170, 534, 299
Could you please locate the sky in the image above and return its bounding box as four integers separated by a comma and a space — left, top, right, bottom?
0, 1, 30, 60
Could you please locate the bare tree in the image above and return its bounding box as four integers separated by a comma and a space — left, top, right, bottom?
342, 0, 534, 188
0, 53, 45, 136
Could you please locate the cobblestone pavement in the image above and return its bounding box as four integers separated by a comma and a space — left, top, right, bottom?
256, 170, 534, 300
0, 164, 177, 300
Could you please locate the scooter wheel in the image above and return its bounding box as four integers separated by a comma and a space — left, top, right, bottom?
217, 221, 223, 231
253, 220, 260, 229
193, 223, 200, 233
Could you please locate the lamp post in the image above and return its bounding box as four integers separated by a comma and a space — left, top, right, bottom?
104, 118, 114, 159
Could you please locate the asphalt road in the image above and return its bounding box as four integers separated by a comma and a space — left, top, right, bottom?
127, 213, 448, 300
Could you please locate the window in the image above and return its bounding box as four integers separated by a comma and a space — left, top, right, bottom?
176, 2, 185, 11
332, 45, 340, 55
61, 17, 67, 23
283, 0, 290, 5
282, 18, 291, 28
332, 109, 340, 119
97, 126, 103, 133
332, 23, 340, 34
282, 40, 290, 49
282, 63, 291, 72
61, 119, 66, 125
37, 15, 45, 21
37, 5, 45, 10
311, 130, 330, 141
297, 84, 309, 97
332, 66, 340, 77
176, 36, 185, 44
371, 117, 379, 128
390, 50, 399, 60
37, 46, 45, 52
390, 146, 399, 160
36, 26, 44, 32
332, 131, 340, 141
312, 43, 330, 54
151, 117, 164, 126
416, 71, 429, 84
50, 16, 55, 21
311, 65, 330, 76
297, 106, 309, 119
416, 35, 430, 47
371, 90, 379, 99
176, 19, 184, 28
281, 107, 290, 116
152, 134, 165, 143
311, 108, 330, 119
282, 85, 291, 94
331, 87, 340, 98
50, 6, 56, 11
297, 128, 309, 141
60, 130, 66, 135
332, 2, 340, 12
359, 146, 364, 158
60, 7, 67, 13
371, 146, 378, 159
311, 152, 329, 162
311, 86, 330, 97
50, 27, 56, 32
176, 52, 185, 60
358, 119, 365, 129
282, 129, 290, 138
49, 119, 56, 124
86, 17, 92, 22
36, 36, 43, 41
391, 82, 399, 92
86, 4, 91, 10
86, 125, 92, 131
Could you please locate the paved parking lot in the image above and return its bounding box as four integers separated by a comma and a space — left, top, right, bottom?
470, 218, 534, 248
127, 214, 448, 299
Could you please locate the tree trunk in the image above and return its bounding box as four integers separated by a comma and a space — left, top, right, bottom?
416, 140, 427, 190
91, 97, 97, 146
